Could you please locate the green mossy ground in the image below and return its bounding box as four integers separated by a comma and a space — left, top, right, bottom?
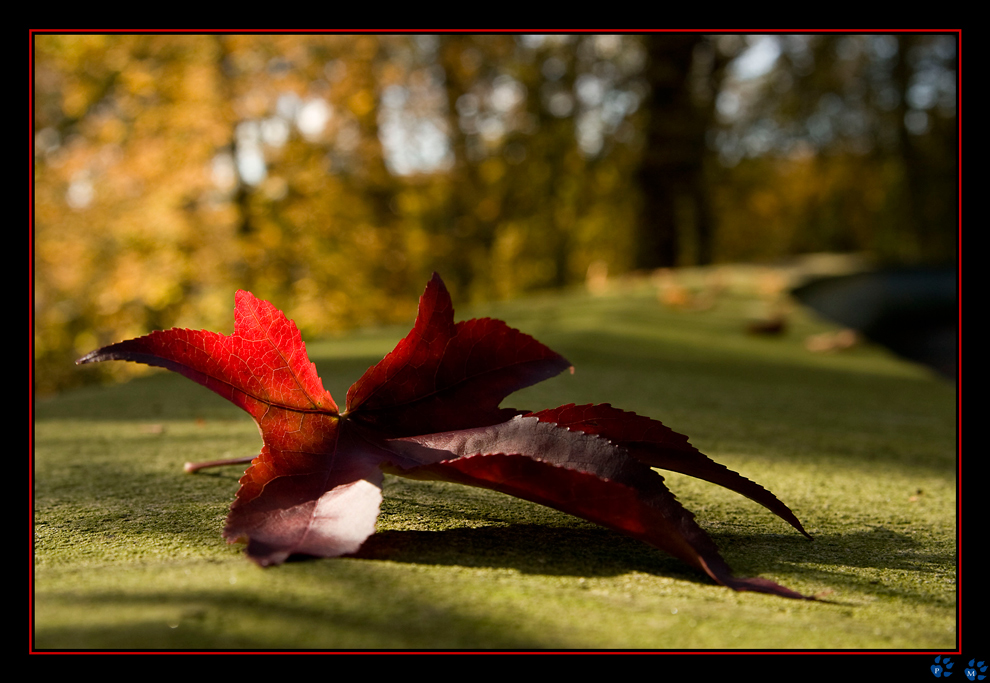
33, 274, 957, 650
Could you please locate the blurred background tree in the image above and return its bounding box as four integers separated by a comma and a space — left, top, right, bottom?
33, 32, 958, 394
708, 34, 957, 264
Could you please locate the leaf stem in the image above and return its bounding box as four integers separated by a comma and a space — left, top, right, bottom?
184, 455, 256, 474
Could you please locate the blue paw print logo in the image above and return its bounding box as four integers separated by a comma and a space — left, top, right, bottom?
933, 657, 955, 677
965, 660, 987, 681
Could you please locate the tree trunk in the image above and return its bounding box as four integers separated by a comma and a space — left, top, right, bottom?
635, 34, 712, 269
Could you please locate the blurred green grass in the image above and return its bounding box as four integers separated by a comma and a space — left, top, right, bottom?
32, 276, 956, 650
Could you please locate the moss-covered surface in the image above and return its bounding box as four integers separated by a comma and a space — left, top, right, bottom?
33, 278, 957, 651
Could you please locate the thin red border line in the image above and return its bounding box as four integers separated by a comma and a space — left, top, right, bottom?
27, 27, 964, 658
29, 28, 36, 656
952, 26, 965, 656
28, 29, 963, 657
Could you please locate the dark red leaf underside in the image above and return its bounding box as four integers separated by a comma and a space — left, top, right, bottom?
526, 404, 811, 538
387, 453, 808, 599
381, 415, 811, 599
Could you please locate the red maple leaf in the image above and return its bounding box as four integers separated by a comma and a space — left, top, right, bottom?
78, 273, 814, 599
